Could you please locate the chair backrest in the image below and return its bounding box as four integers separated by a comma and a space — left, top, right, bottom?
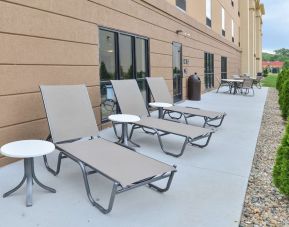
146, 77, 173, 104
111, 80, 149, 117
40, 85, 99, 143
242, 78, 254, 88
232, 75, 241, 79
256, 75, 263, 82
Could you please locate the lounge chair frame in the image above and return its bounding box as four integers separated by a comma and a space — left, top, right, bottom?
40, 85, 176, 214
44, 141, 175, 214
110, 80, 214, 157
128, 124, 213, 157
146, 77, 226, 128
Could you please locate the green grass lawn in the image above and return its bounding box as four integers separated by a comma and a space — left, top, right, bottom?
262, 73, 278, 88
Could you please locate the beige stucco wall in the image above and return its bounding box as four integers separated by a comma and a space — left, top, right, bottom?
0, 0, 242, 165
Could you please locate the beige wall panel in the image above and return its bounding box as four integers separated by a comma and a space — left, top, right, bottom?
183, 48, 204, 59
0, 33, 98, 65
0, 65, 99, 95
150, 39, 172, 55
151, 67, 172, 80
93, 106, 101, 126
0, 86, 100, 127
0, 1, 97, 44
150, 53, 172, 68
212, 0, 222, 36
188, 0, 205, 24
0, 119, 49, 147
4, 0, 93, 22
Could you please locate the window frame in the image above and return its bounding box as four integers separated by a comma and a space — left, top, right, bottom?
204, 52, 214, 89
206, 0, 212, 27
176, 0, 186, 12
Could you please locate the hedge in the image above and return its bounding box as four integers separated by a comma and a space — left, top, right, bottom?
273, 120, 289, 196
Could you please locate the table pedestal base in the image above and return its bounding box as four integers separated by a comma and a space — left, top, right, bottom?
3, 158, 56, 207
116, 123, 140, 150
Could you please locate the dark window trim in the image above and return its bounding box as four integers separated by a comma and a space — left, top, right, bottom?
222, 29, 226, 37
221, 56, 227, 79
232, 37, 235, 43
204, 52, 214, 89
206, 17, 212, 27
176, 0, 186, 11
231, 0, 234, 7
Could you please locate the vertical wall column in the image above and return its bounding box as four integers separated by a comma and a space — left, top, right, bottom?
255, 11, 262, 73
249, 0, 256, 77
240, 0, 250, 76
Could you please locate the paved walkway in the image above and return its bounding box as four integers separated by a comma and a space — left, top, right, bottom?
0, 87, 268, 227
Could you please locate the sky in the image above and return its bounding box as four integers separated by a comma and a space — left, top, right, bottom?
262, 0, 289, 53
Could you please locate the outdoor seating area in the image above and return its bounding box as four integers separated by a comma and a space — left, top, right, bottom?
0, 85, 268, 226
216, 74, 263, 95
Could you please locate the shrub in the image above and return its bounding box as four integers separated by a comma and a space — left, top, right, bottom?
273, 120, 289, 196
276, 69, 288, 91
263, 68, 269, 77
279, 78, 289, 119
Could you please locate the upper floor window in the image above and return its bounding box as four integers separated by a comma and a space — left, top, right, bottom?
206, 0, 212, 27
231, 0, 234, 7
231, 20, 235, 42
221, 7, 225, 36
176, 0, 186, 11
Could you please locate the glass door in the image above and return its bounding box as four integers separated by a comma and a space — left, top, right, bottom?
172, 42, 183, 102
221, 56, 227, 79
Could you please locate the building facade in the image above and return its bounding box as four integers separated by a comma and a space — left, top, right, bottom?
0, 0, 264, 166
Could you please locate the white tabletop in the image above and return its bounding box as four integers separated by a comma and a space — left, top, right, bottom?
1, 140, 55, 158
108, 114, 140, 123
221, 79, 243, 82
149, 102, 173, 108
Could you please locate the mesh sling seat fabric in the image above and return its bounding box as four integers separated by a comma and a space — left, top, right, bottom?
146, 77, 226, 128
40, 85, 176, 214
111, 80, 214, 157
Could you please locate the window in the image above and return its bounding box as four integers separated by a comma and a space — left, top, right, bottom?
99, 28, 149, 122
204, 52, 214, 89
221, 7, 225, 36
176, 0, 186, 11
221, 57, 227, 79
172, 42, 183, 102
206, 0, 212, 27
231, 19, 235, 42
231, 0, 234, 7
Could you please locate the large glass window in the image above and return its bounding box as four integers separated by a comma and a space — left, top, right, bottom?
221, 57, 227, 79
173, 42, 182, 102
221, 7, 225, 36
176, 0, 186, 11
99, 30, 117, 121
99, 29, 149, 122
206, 0, 212, 27
204, 52, 214, 89
231, 19, 235, 42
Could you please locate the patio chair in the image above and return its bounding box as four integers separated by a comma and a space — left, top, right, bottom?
146, 77, 226, 128
40, 85, 176, 214
253, 75, 263, 89
240, 78, 254, 96
216, 76, 232, 93
111, 80, 214, 157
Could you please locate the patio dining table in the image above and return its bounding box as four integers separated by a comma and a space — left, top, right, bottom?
221, 78, 244, 94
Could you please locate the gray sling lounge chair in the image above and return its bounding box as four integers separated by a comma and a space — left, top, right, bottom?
40, 85, 176, 214
146, 77, 226, 128
111, 80, 214, 157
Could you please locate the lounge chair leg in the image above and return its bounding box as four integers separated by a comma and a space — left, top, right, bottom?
189, 132, 213, 148
43, 152, 66, 176
149, 168, 176, 192
156, 131, 189, 157
203, 117, 209, 128
78, 161, 118, 214
206, 114, 226, 128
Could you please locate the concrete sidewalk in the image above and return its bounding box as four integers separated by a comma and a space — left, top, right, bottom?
0, 87, 268, 227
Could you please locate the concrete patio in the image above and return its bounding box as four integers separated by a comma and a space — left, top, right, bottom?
0, 87, 268, 227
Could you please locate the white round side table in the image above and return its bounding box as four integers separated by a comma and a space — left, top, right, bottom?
1, 140, 56, 207
108, 114, 140, 149
149, 102, 173, 118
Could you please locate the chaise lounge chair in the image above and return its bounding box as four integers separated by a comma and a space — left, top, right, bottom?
111, 80, 214, 157
40, 85, 176, 214
146, 77, 226, 128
